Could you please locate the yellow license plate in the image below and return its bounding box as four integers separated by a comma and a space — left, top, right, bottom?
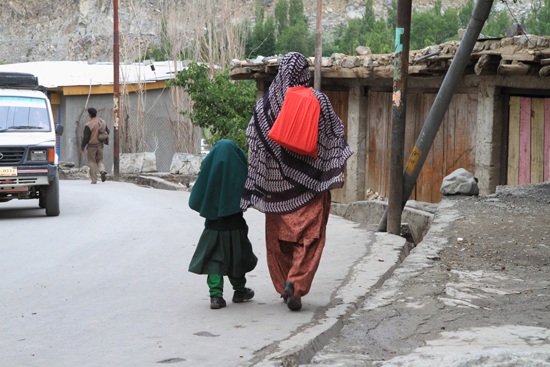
0, 167, 17, 176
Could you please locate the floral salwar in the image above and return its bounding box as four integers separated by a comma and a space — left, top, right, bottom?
265, 191, 331, 300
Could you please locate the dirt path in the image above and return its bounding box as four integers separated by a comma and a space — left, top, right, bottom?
302, 182, 550, 366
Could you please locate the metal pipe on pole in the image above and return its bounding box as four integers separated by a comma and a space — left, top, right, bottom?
314, 0, 322, 91
387, 0, 412, 235
378, 0, 494, 232
113, 0, 120, 181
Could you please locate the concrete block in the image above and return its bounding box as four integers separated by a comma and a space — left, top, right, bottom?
119, 152, 157, 174
170, 153, 204, 175
141, 152, 157, 172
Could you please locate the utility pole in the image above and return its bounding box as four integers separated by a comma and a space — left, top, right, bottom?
387, 0, 412, 235
314, 0, 322, 91
378, 0, 494, 232
113, 0, 120, 181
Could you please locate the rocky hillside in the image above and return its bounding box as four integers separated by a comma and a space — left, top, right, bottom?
0, 0, 532, 64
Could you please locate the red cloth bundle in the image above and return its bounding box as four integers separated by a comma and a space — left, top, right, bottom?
267, 86, 320, 159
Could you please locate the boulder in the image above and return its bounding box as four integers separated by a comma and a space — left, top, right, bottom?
170, 153, 205, 175
440, 168, 479, 196
505, 23, 528, 38
355, 46, 371, 56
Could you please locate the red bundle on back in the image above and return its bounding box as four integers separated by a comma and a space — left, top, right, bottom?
267, 86, 320, 159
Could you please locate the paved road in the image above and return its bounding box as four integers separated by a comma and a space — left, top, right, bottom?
0, 180, 374, 367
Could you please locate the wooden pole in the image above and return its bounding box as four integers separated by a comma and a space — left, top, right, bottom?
113, 0, 120, 181
314, 0, 322, 91
387, 0, 412, 235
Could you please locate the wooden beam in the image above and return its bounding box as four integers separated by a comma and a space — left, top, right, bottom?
508, 96, 520, 185
498, 61, 531, 76
531, 98, 545, 184
539, 65, 550, 77
62, 80, 167, 96
49, 93, 61, 104
518, 97, 531, 185
501, 53, 540, 62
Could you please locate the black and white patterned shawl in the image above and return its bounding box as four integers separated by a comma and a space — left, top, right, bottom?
240, 52, 353, 214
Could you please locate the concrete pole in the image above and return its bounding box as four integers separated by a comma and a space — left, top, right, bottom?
379, 0, 494, 232
113, 0, 120, 181
314, 0, 322, 91
387, 0, 412, 235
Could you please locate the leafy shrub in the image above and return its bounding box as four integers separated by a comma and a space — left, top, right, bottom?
168, 62, 256, 152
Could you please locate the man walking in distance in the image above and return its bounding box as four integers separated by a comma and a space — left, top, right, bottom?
80, 107, 109, 184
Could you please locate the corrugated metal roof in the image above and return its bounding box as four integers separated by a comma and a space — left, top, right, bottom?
0, 60, 188, 88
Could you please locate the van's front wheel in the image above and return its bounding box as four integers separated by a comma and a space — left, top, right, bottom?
45, 174, 60, 216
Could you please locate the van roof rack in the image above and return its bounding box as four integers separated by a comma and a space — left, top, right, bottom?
0, 72, 39, 88
0, 72, 48, 95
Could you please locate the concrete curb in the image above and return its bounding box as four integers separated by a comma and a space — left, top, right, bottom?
331, 201, 434, 244
241, 233, 410, 367
135, 175, 187, 191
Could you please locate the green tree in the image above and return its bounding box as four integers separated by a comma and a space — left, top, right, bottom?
321, 28, 343, 56
262, 15, 277, 55
275, 0, 288, 36
289, 0, 308, 27
275, 0, 315, 56
482, 6, 512, 37
410, 0, 459, 49
459, 0, 475, 28
334, 0, 394, 55
276, 20, 315, 55
168, 63, 256, 152
145, 14, 172, 61
245, 1, 276, 58
386, 0, 398, 31
363, 0, 376, 28
365, 19, 394, 54
523, 0, 550, 35
337, 18, 367, 55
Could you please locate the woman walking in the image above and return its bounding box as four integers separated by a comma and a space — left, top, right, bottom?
241, 52, 352, 311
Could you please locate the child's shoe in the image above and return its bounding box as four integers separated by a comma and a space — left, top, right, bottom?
210, 297, 226, 309
232, 288, 255, 303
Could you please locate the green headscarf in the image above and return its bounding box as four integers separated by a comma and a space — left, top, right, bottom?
189, 139, 248, 220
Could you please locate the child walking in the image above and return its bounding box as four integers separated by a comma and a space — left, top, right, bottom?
188, 140, 258, 309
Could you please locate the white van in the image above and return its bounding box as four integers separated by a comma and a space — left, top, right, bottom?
0, 72, 64, 216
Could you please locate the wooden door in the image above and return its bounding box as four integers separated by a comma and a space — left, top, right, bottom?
365, 89, 478, 203
323, 89, 349, 203
507, 96, 550, 185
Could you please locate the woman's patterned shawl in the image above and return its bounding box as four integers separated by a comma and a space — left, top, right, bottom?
240, 52, 353, 214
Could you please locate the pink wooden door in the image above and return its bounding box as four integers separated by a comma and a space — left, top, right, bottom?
508, 96, 550, 185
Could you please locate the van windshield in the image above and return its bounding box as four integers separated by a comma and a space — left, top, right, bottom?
0, 96, 51, 132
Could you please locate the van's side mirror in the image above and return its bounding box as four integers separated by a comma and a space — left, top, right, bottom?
55, 124, 64, 136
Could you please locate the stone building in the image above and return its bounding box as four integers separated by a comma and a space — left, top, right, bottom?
230, 35, 550, 203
